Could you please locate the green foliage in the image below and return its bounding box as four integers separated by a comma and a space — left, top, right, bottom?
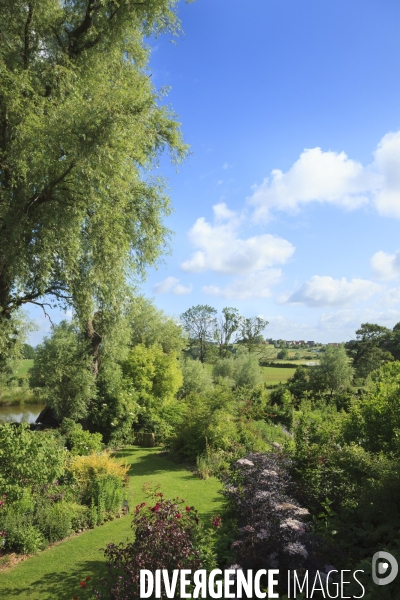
277, 348, 289, 359
171, 385, 270, 462
61, 419, 103, 455
87, 475, 124, 518
310, 344, 353, 397
0, 424, 65, 499
0, 0, 187, 329
343, 361, 400, 455
213, 351, 262, 388
21, 343, 35, 360
0, 311, 35, 387
1, 513, 45, 554
122, 343, 183, 438
128, 297, 187, 355
267, 385, 294, 428
30, 321, 96, 421
36, 501, 73, 543
286, 366, 310, 405
232, 350, 263, 388
346, 322, 393, 382
212, 356, 235, 382
178, 358, 213, 398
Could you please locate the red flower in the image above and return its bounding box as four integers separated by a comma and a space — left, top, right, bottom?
85, 576, 91, 581
0, 531, 6, 538
151, 503, 161, 512
176, 513, 181, 519
186, 506, 191, 512
79, 581, 86, 588
212, 517, 222, 527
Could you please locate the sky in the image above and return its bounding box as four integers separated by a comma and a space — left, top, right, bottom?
29, 0, 400, 345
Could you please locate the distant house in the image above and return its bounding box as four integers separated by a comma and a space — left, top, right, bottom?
328, 342, 339, 347
307, 341, 315, 346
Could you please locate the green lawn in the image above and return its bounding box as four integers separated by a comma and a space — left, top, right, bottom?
0, 447, 223, 600
16, 359, 34, 377
261, 366, 296, 385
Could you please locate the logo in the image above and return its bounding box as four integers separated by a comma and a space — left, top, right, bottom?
372, 551, 398, 586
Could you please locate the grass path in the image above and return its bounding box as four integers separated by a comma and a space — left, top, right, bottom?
0, 447, 223, 600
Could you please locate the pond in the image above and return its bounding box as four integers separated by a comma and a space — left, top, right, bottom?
0, 404, 45, 424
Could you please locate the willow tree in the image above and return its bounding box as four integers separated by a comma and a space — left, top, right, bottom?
0, 0, 188, 359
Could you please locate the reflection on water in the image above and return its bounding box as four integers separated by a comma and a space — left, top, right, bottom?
0, 404, 45, 424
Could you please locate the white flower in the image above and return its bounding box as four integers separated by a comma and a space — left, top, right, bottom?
280, 518, 304, 531
285, 542, 308, 558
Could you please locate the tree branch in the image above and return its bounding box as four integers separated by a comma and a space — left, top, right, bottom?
24, 161, 75, 215
23, 3, 34, 69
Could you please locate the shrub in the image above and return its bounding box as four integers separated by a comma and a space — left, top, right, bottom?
67, 451, 129, 485
36, 501, 73, 542
97, 492, 217, 599
87, 475, 124, 516
232, 352, 262, 388
4, 522, 44, 554
0, 424, 65, 500
61, 419, 103, 456
179, 358, 213, 398
69, 503, 91, 531
67, 452, 128, 522
196, 447, 231, 479
213, 357, 235, 381
222, 452, 320, 597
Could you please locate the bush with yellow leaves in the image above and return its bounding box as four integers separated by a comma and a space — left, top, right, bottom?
67, 452, 129, 523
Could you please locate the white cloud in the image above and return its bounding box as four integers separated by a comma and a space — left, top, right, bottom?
248, 130, 400, 220
153, 276, 192, 295
222, 162, 233, 170
283, 276, 381, 308
377, 287, 400, 307
373, 131, 400, 218
371, 249, 400, 281
202, 269, 283, 300
181, 203, 295, 275
318, 308, 400, 332
172, 283, 193, 295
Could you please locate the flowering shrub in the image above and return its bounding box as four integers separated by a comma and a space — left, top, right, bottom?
222, 452, 321, 595
95, 491, 217, 599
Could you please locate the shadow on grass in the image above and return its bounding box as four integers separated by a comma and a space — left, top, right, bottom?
116, 447, 190, 478
0, 560, 106, 599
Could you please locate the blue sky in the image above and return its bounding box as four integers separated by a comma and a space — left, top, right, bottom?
29, 0, 400, 345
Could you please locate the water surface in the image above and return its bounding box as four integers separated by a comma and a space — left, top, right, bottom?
0, 404, 45, 424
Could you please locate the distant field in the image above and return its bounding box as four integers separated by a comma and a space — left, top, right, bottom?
261, 366, 296, 385
16, 359, 34, 377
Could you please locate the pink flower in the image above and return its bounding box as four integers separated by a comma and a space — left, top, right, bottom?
176, 513, 181, 519
212, 517, 222, 527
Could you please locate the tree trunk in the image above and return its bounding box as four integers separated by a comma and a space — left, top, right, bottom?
84, 317, 102, 376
